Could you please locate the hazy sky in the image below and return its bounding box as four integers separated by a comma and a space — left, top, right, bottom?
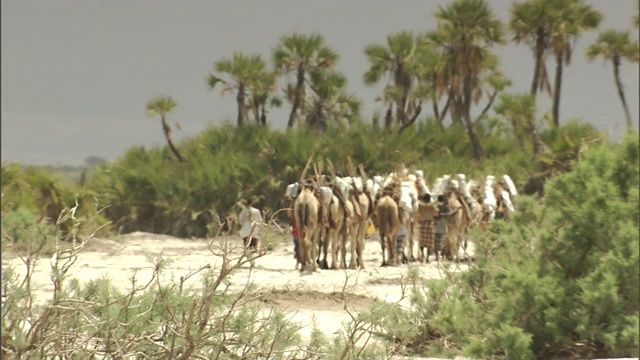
2, 0, 638, 166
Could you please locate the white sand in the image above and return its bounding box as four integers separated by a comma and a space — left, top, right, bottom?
3, 229, 475, 359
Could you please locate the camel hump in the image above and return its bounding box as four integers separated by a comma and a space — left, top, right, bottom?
450, 197, 462, 211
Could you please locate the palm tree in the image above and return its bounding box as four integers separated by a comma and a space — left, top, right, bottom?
430, 0, 507, 160
207, 52, 273, 127
247, 71, 281, 126
548, 0, 602, 127
273, 33, 338, 130
510, 0, 555, 97
306, 70, 361, 132
363, 31, 417, 127
404, 36, 451, 131
493, 93, 537, 151
146, 96, 184, 162
587, 30, 640, 129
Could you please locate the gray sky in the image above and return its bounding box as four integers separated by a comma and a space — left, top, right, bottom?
2, 0, 638, 166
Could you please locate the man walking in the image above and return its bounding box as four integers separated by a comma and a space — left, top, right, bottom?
239, 197, 263, 253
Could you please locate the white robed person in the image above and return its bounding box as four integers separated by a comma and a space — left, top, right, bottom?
239, 197, 263, 252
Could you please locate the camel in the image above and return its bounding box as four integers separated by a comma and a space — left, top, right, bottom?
473, 175, 517, 230
294, 187, 321, 273
314, 205, 330, 269
493, 181, 516, 220
395, 205, 413, 264
338, 198, 358, 269
375, 194, 402, 266
440, 189, 465, 262
347, 190, 374, 269
379, 169, 419, 264
318, 193, 347, 269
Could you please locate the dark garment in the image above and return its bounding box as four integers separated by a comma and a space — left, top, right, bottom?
435, 204, 451, 234
293, 236, 300, 259
418, 220, 435, 251
243, 236, 258, 252
396, 233, 405, 254
435, 233, 445, 252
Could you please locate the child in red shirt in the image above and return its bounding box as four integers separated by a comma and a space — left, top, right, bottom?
292, 217, 299, 260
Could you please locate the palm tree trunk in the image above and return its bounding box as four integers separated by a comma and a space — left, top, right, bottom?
236, 85, 247, 127
531, 27, 545, 97
287, 65, 305, 130
399, 102, 422, 133
453, 95, 484, 160
435, 90, 452, 128
612, 56, 633, 129
395, 67, 410, 125
431, 74, 441, 120
161, 116, 184, 162
432, 93, 440, 120
395, 103, 406, 125
384, 104, 393, 130
462, 111, 485, 160
251, 97, 261, 125
461, 71, 484, 160
552, 51, 564, 128
260, 107, 267, 126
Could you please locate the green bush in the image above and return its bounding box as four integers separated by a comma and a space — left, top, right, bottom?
82, 122, 540, 238
395, 131, 639, 359
1, 206, 59, 254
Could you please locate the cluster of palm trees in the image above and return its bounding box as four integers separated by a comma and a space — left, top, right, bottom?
146, 0, 639, 162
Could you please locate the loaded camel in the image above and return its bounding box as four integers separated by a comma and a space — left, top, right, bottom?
374, 184, 403, 267
294, 183, 321, 273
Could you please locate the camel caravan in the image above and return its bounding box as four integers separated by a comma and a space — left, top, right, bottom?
283, 159, 518, 274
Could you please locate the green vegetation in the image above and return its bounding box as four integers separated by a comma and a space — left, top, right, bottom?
587, 29, 640, 129
396, 132, 639, 359
2, 118, 597, 239
2, 131, 637, 359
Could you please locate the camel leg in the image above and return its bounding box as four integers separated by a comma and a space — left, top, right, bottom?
310, 231, 319, 272
315, 228, 328, 270
340, 229, 348, 269
380, 235, 387, 267
389, 232, 398, 266
315, 230, 321, 265
301, 233, 311, 273
404, 224, 413, 262
322, 231, 329, 269
348, 227, 357, 269
409, 224, 417, 262
330, 228, 339, 269
462, 227, 468, 250
357, 224, 366, 269
349, 228, 358, 269
449, 227, 459, 262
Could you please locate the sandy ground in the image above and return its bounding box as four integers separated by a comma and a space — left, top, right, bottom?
3, 228, 476, 359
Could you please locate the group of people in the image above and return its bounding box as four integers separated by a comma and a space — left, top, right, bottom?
393, 194, 454, 263
415, 194, 454, 263
239, 192, 455, 265
289, 192, 455, 265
